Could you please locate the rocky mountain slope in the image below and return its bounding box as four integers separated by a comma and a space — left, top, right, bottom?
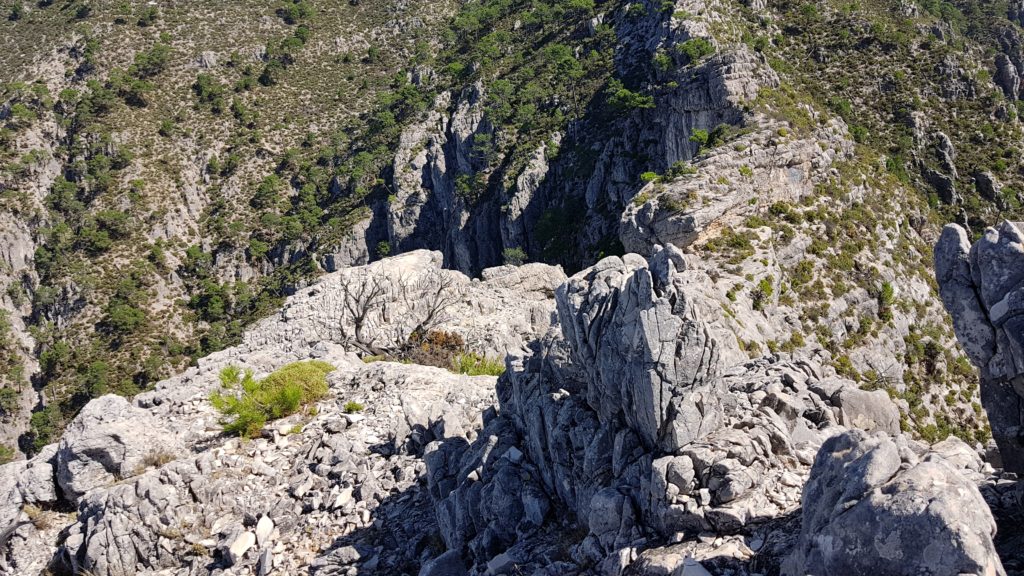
3, 0, 1024, 573
3, 0, 1022, 461
0, 244, 1018, 575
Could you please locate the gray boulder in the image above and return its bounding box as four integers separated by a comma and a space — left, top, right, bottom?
834, 387, 901, 435
59, 458, 211, 575
783, 430, 1004, 576
57, 395, 184, 502
995, 54, 1021, 100
935, 221, 1024, 472
419, 550, 469, 576
0, 443, 58, 528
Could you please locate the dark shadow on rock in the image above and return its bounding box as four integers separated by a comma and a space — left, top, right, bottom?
612, 508, 800, 576
987, 478, 1024, 575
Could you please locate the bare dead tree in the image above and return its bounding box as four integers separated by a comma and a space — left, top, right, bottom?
337, 269, 389, 352
333, 265, 464, 358
401, 267, 463, 347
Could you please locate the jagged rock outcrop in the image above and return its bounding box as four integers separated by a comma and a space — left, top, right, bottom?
0, 250, 566, 575
555, 249, 723, 452
379, 4, 787, 273
55, 357, 502, 576
783, 429, 1003, 576
243, 250, 565, 359
935, 221, 1024, 473
996, 53, 1021, 100
56, 395, 185, 503
386, 86, 498, 273
422, 248, 986, 575
620, 113, 852, 254
0, 443, 57, 527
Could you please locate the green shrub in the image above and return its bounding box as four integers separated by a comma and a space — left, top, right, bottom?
879, 282, 895, 307
130, 44, 171, 78
834, 354, 860, 380
625, 2, 646, 18
192, 74, 226, 113
0, 388, 18, 415
676, 38, 715, 62
791, 259, 814, 286
136, 5, 158, 26
343, 400, 365, 413
607, 79, 655, 111
210, 360, 334, 437
251, 174, 283, 209
104, 303, 145, 334
704, 227, 756, 263
277, 0, 315, 25
640, 171, 660, 183
752, 277, 774, 311
0, 444, 14, 465
453, 352, 506, 376
664, 160, 697, 179
652, 50, 673, 73
502, 247, 527, 265
689, 129, 709, 153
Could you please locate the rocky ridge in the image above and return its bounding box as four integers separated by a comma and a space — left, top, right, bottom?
0, 245, 1014, 575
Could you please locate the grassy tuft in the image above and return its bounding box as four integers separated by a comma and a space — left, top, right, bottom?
210, 360, 334, 437
452, 352, 506, 376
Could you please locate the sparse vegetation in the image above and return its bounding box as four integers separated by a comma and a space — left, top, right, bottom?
210, 361, 334, 437
676, 38, 715, 62
502, 247, 527, 265
453, 352, 506, 376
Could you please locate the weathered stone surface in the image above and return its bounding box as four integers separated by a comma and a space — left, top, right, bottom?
243, 249, 565, 360
555, 251, 723, 452
56, 394, 184, 503
996, 53, 1021, 100
420, 549, 469, 576
835, 387, 901, 435
783, 430, 1004, 576
424, 247, 947, 575
936, 221, 1024, 472
0, 232, 1012, 576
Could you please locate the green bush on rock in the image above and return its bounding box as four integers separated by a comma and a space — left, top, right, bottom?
453, 352, 506, 376
210, 360, 334, 437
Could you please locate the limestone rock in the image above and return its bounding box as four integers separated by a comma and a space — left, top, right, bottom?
835, 388, 901, 435
56, 394, 184, 503
555, 252, 723, 452
783, 430, 1004, 576
228, 531, 256, 565
0, 443, 58, 527
935, 221, 1024, 472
